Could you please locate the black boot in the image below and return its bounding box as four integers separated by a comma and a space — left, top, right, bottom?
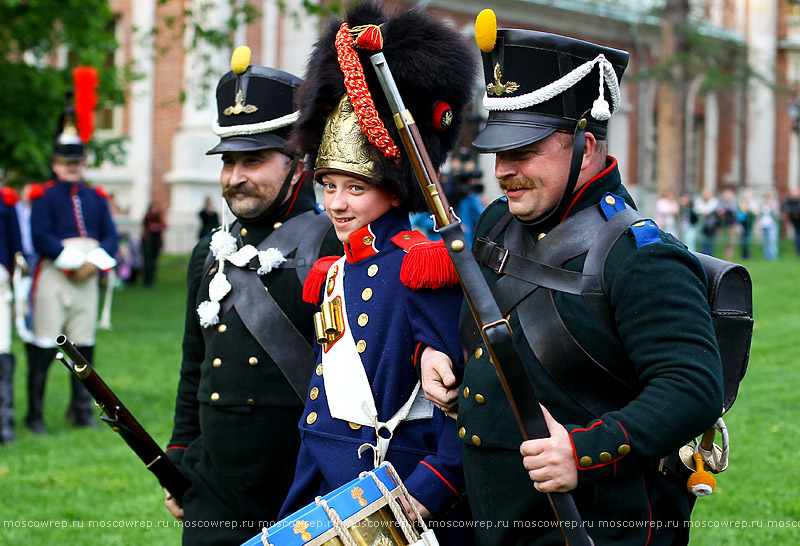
0, 353, 15, 444
69, 345, 96, 428
25, 344, 55, 434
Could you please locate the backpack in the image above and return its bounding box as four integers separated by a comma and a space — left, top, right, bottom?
583, 206, 753, 413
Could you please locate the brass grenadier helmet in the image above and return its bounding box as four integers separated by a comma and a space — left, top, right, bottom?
53, 67, 99, 162
291, 0, 479, 212
207, 46, 302, 156
472, 9, 629, 153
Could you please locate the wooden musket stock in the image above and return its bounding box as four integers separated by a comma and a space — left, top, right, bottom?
56, 334, 190, 503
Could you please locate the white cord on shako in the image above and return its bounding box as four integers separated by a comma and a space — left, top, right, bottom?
483, 53, 621, 121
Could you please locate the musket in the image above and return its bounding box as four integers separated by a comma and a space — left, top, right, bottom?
370, 53, 592, 546
56, 334, 191, 504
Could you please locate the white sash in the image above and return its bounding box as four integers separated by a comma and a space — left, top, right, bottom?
321, 257, 433, 466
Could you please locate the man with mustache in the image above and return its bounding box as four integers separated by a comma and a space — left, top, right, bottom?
422, 17, 723, 546
163, 48, 341, 545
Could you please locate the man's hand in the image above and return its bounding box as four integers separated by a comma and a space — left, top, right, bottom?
71, 262, 98, 283
520, 405, 578, 493
420, 346, 458, 413
164, 488, 184, 521
398, 493, 432, 523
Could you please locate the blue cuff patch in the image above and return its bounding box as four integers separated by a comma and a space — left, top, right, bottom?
599, 193, 627, 220
628, 220, 661, 248
315, 202, 325, 213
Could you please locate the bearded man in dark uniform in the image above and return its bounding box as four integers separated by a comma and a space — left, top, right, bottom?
422, 13, 723, 546
162, 48, 341, 545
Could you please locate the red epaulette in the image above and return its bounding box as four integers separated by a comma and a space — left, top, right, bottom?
28, 183, 47, 200
303, 256, 341, 305
1, 186, 19, 206
391, 230, 458, 290
94, 185, 109, 199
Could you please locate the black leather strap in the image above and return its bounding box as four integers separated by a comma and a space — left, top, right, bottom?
226, 264, 314, 401
505, 215, 639, 417
580, 208, 643, 333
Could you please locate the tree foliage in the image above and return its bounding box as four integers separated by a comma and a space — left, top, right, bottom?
0, 0, 122, 185
0, 0, 342, 186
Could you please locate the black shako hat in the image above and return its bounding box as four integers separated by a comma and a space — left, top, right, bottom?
53, 67, 100, 161
207, 47, 302, 155
472, 11, 629, 153
291, 0, 479, 213
53, 98, 85, 161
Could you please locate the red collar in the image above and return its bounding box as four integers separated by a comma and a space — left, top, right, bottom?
343, 224, 379, 263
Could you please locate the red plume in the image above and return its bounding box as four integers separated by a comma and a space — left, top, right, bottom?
72, 67, 99, 143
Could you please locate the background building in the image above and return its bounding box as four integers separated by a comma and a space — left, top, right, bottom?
87, 0, 797, 253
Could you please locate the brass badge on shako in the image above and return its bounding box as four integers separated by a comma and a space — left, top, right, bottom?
223, 89, 258, 116
487, 63, 519, 96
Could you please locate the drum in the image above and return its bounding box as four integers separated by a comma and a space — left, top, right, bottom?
240, 462, 439, 546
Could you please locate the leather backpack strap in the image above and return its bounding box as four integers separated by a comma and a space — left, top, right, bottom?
506, 217, 639, 417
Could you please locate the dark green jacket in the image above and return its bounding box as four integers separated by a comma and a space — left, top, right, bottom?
166, 179, 341, 545
458, 159, 723, 545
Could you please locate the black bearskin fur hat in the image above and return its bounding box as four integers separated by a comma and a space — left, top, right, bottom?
291, 1, 479, 212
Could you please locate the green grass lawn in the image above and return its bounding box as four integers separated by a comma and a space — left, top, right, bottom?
1, 243, 799, 545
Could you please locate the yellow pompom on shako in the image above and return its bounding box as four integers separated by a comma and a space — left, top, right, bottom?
475, 9, 497, 53
230, 45, 251, 74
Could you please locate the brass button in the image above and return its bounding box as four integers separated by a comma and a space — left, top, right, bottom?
361, 287, 373, 301
579, 456, 593, 468
599, 451, 612, 463
249, 357, 258, 366
450, 239, 465, 252
273, 222, 282, 230
604, 195, 616, 206
367, 264, 379, 277
403, 234, 412, 240
309, 387, 319, 400
246, 398, 255, 406
471, 435, 482, 446
212, 358, 222, 368
618, 444, 631, 456
357, 313, 369, 327
306, 412, 318, 425
240, 227, 248, 237
356, 340, 367, 353
349, 422, 362, 430
537, 232, 546, 241
463, 387, 470, 398
217, 324, 227, 333
475, 394, 486, 405
210, 392, 220, 402
475, 347, 483, 359
363, 235, 374, 246
316, 363, 323, 376
458, 427, 466, 439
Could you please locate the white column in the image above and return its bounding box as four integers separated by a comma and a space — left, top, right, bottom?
164, 0, 232, 253
126, 0, 157, 224
703, 92, 719, 194
278, 0, 320, 76
261, 0, 280, 68
745, 0, 777, 193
